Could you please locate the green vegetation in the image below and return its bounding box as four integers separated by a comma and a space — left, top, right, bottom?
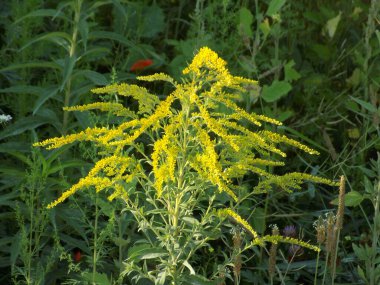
0, 0, 379, 284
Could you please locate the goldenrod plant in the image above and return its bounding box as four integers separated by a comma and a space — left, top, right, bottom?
34, 47, 337, 283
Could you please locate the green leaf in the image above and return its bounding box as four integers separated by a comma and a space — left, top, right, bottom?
345, 191, 364, 207
74, 70, 108, 85
324, 12, 341, 39
140, 5, 165, 38
238, 7, 254, 37
33, 86, 60, 115
82, 272, 111, 285
376, 30, 380, 47
89, 31, 136, 48
259, 18, 271, 39
350, 96, 377, 113
0, 116, 51, 140
284, 60, 301, 82
0, 85, 45, 96
357, 265, 367, 282
266, 0, 286, 16
180, 274, 216, 285
13, 9, 67, 24
128, 244, 167, 261
261, 80, 292, 102
251, 207, 265, 234
60, 55, 77, 91
0, 61, 61, 72
20, 32, 72, 51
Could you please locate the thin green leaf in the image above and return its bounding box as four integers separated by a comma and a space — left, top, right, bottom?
0, 85, 45, 96
74, 70, 108, 85
0, 62, 61, 72
13, 9, 67, 24
33, 86, 60, 115
60, 55, 77, 91
350, 96, 377, 113
20, 32, 72, 51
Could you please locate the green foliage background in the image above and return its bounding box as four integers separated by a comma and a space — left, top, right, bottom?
0, 0, 379, 284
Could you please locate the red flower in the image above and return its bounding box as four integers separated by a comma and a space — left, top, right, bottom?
73, 248, 82, 263
130, 59, 153, 72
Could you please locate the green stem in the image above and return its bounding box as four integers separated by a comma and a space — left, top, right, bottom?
370, 181, 380, 285
314, 246, 321, 285
331, 229, 340, 285
92, 195, 98, 285
62, 0, 82, 134
321, 251, 329, 285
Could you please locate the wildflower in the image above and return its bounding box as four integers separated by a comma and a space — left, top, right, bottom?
283, 225, 297, 238
73, 248, 82, 263
288, 244, 304, 259
313, 216, 326, 244
0, 114, 12, 123
130, 59, 153, 72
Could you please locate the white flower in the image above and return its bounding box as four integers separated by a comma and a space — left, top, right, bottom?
0, 114, 12, 123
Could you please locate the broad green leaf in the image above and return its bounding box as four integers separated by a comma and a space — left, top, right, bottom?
266, 0, 286, 16
140, 5, 165, 38
238, 7, 254, 37
324, 12, 341, 39
330, 191, 364, 207
251, 207, 265, 234
261, 80, 292, 102
284, 60, 301, 82
33, 86, 60, 115
350, 96, 377, 113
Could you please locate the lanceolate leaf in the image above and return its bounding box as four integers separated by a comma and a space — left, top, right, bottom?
12, 9, 68, 24
20, 32, 72, 51
33, 86, 60, 115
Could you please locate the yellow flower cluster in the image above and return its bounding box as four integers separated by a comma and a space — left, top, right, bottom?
35, 46, 336, 211
217, 208, 259, 239
183, 47, 229, 78
137, 73, 176, 85
218, 209, 320, 252
64, 102, 135, 117
253, 172, 339, 194
151, 120, 179, 197
92, 83, 159, 114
